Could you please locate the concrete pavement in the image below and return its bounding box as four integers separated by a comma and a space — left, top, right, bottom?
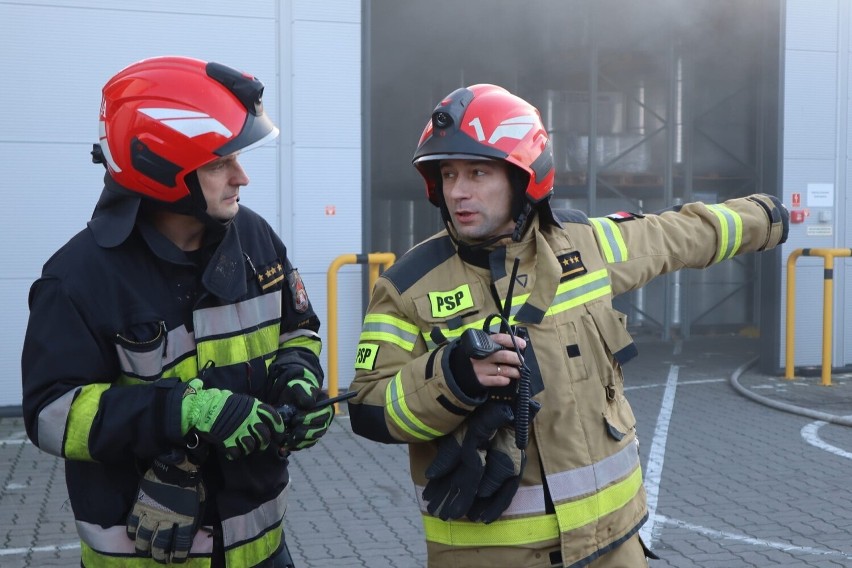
2, 335, 852, 567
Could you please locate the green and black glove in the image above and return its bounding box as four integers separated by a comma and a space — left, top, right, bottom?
268, 366, 322, 409
284, 393, 335, 451
127, 449, 205, 564
180, 379, 285, 460
421, 401, 514, 521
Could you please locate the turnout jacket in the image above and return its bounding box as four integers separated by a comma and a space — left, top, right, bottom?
349, 195, 786, 568
22, 204, 322, 568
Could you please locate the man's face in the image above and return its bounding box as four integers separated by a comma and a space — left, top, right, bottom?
196, 153, 249, 222
440, 159, 515, 242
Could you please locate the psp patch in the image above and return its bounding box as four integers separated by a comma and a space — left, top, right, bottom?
557, 251, 587, 282
355, 343, 379, 370
428, 283, 474, 318
605, 211, 644, 222
286, 268, 310, 313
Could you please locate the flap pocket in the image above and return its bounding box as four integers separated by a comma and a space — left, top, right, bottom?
603, 393, 637, 441
114, 320, 166, 380
587, 304, 637, 366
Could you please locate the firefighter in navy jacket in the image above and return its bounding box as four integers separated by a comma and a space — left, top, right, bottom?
21, 57, 331, 567
348, 84, 788, 568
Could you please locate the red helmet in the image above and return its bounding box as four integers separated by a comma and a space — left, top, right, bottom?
412, 84, 554, 208
97, 56, 279, 202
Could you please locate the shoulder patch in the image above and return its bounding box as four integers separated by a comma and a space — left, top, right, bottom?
552, 209, 591, 225
257, 260, 285, 291
556, 251, 588, 281
286, 268, 310, 312
382, 235, 456, 295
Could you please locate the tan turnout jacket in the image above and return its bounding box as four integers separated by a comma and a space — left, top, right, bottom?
349, 195, 786, 568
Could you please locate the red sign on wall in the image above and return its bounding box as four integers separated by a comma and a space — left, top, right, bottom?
792, 193, 801, 207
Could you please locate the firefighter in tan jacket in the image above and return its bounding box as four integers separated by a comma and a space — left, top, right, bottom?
348, 84, 788, 568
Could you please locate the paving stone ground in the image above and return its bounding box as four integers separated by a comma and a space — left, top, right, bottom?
2, 335, 851, 567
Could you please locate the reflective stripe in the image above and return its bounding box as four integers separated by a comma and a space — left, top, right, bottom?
222, 484, 288, 565
64, 383, 111, 461
422, 468, 643, 547
78, 522, 214, 557
417, 442, 639, 516
222, 482, 289, 546
194, 292, 281, 339
548, 441, 640, 503
37, 388, 77, 456
421, 442, 642, 547
280, 334, 322, 357
197, 325, 280, 369
77, 488, 288, 565
555, 466, 643, 532
423, 513, 560, 546
360, 314, 419, 351
417, 482, 546, 517
707, 204, 743, 262
422, 270, 612, 350
590, 218, 628, 263
386, 372, 442, 440
547, 270, 611, 316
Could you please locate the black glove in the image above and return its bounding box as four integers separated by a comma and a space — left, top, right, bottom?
127, 449, 205, 563
268, 366, 322, 409
468, 399, 540, 524
467, 427, 526, 524
422, 402, 514, 521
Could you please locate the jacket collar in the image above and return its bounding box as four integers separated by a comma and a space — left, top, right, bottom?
136, 215, 248, 302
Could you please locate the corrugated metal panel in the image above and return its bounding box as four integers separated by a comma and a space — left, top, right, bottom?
294, 0, 359, 22
0, 3, 279, 144
292, 20, 361, 148
783, 51, 837, 159
786, 0, 839, 52
1, 0, 281, 408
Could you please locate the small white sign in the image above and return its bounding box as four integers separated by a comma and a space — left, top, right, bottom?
807, 183, 834, 207
806, 225, 833, 236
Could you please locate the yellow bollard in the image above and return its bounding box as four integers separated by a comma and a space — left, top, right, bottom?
785, 248, 852, 386
327, 253, 395, 411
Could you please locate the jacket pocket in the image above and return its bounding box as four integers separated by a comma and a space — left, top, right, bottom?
114, 320, 166, 381
602, 390, 637, 441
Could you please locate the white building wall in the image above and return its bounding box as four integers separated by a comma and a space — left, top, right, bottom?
0, 0, 362, 409
781, 0, 851, 369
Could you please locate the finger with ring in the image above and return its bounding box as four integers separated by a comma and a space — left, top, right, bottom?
496, 365, 502, 375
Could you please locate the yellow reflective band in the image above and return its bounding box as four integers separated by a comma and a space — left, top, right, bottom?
385, 373, 442, 440
423, 512, 559, 546
428, 284, 474, 317
355, 342, 379, 370
360, 313, 419, 352
546, 269, 612, 317
708, 204, 743, 262
196, 325, 279, 368
281, 335, 322, 357
590, 218, 628, 263
161, 356, 200, 381
81, 542, 211, 567
224, 523, 282, 567
555, 466, 643, 532
64, 383, 110, 461
422, 271, 611, 349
